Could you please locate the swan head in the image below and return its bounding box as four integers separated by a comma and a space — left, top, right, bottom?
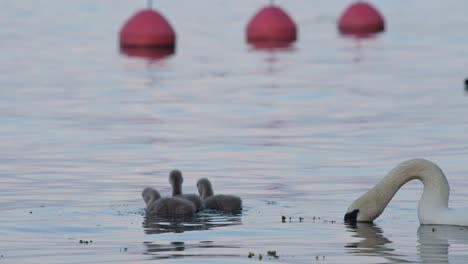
344, 189, 385, 223
169, 170, 183, 186
142, 187, 161, 205
197, 178, 214, 198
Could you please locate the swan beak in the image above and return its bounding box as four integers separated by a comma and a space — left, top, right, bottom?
344, 209, 359, 223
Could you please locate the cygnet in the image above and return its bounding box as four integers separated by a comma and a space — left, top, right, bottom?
142, 187, 196, 216
196, 178, 242, 211
169, 170, 203, 212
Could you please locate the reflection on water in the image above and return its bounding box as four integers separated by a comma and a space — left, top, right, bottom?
143, 240, 241, 260
340, 36, 380, 63
143, 211, 242, 235
120, 47, 175, 61
250, 45, 297, 75
418, 225, 468, 264
345, 223, 406, 263
346, 223, 468, 264
248, 41, 296, 51
143, 211, 242, 260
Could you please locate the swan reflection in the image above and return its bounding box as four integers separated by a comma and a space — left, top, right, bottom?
143, 240, 240, 260
418, 225, 468, 264
346, 223, 468, 263
345, 223, 405, 263
142, 211, 242, 235
142, 212, 242, 259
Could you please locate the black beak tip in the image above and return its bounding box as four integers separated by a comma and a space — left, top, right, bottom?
344, 209, 359, 224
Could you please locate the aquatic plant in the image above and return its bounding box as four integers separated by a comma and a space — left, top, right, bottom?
267, 250, 278, 258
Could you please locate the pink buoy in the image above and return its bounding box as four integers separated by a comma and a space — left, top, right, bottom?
119, 9, 176, 51
338, 2, 385, 35
246, 4, 297, 46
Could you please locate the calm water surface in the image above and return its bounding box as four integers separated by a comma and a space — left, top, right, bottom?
1, 1, 468, 263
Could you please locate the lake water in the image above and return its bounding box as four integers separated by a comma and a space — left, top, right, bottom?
1, 0, 468, 263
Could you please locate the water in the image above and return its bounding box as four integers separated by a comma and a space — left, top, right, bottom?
1, 0, 468, 263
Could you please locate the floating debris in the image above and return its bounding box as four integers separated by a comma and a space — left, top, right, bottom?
248, 250, 279, 260
281, 215, 307, 223
267, 250, 279, 258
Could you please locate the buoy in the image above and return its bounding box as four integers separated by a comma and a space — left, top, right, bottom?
464, 78, 468, 91
338, 2, 385, 35
119, 8, 176, 51
246, 4, 297, 47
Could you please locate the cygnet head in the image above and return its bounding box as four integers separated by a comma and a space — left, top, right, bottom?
197, 178, 214, 198
169, 170, 183, 186
344, 190, 384, 224
142, 187, 161, 205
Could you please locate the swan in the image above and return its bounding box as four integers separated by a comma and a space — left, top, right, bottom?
142, 187, 196, 216
196, 178, 242, 211
344, 158, 468, 226
169, 170, 203, 212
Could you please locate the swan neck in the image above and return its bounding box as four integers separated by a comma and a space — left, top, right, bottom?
347, 159, 451, 223
145, 188, 161, 204
169, 170, 184, 196
375, 159, 450, 211
202, 185, 213, 199
172, 183, 182, 196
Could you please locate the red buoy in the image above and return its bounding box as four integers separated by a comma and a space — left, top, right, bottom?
119, 9, 176, 51
338, 2, 385, 35
246, 5, 297, 46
